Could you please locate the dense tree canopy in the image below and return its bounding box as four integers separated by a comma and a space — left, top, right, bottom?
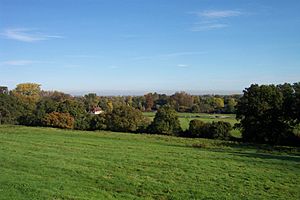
106, 105, 149, 132
4, 82, 299, 146
148, 105, 182, 135
0, 94, 24, 124
236, 83, 300, 145
11, 83, 41, 108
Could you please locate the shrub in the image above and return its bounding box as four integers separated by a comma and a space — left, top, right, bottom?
106, 105, 148, 132
208, 121, 232, 140
187, 120, 232, 140
148, 105, 182, 135
74, 114, 92, 130
90, 114, 107, 131
0, 94, 25, 125
188, 120, 209, 138
42, 112, 74, 129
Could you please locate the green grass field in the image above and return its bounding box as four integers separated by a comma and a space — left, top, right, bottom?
1, 125, 299, 199
143, 112, 240, 137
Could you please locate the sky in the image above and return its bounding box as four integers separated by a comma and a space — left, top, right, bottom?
0, 0, 300, 95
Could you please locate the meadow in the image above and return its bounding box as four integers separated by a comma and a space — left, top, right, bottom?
0, 125, 299, 200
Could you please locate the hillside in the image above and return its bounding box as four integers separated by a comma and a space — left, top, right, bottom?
0, 125, 299, 199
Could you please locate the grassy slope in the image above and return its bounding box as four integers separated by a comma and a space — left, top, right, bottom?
0, 125, 299, 200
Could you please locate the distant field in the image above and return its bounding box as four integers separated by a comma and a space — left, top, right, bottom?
0, 125, 299, 199
143, 112, 240, 137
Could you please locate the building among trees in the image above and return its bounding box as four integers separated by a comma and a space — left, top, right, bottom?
90, 107, 104, 115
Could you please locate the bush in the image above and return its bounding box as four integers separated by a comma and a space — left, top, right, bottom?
90, 114, 107, 131
74, 114, 93, 130
148, 105, 182, 135
42, 112, 74, 129
187, 120, 232, 140
106, 105, 148, 132
208, 121, 232, 140
0, 94, 25, 125
188, 120, 209, 138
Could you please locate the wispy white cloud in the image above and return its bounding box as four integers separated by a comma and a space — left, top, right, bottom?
1, 28, 63, 42
132, 51, 206, 61
177, 64, 189, 68
0, 60, 37, 66
190, 9, 243, 31
191, 23, 228, 31
197, 10, 242, 19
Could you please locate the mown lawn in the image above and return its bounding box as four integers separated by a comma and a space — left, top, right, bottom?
0, 125, 299, 199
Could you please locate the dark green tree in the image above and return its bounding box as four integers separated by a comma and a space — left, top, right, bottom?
188, 120, 208, 138
236, 84, 293, 144
0, 94, 24, 124
188, 120, 232, 140
148, 105, 182, 135
224, 98, 237, 113
106, 105, 149, 132
89, 114, 107, 131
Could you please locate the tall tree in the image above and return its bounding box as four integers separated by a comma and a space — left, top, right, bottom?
106, 105, 149, 132
148, 105, 182, 135
83, 93, 100, 111
144, 93, 154, 111
236, 84, 294, 144
12, 83, 41, 108
170, 92, 194, 112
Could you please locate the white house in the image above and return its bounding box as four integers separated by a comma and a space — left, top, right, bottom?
90, 107, 104, 115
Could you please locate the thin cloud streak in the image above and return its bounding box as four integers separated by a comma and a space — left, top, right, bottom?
132, 51, 206, 61
191, 23, 228, 31
0, 60, 38, 66
190, 9, 243, 31
65, 54, 99, 58
177, 64, 189, 68
197, 10, 242, 19
1, 28, 63, 42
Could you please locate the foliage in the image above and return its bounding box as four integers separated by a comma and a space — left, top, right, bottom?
224, 98, 237, 113
74, 113, 93, 130
33, 97, 59, 125
144, 93, 154, 111
83, 93, 100, 112
213, 97, 225, 110
188, 120, 208, 138
148, 105, 182, 135
106, 105, 149, 132
42, 112, 74, 129
236, 83, 299, 145
170, 92, 194, 112
89, 114, 107, 130
11, 83, 41, 109
187, 120, 232, 140
208, 121, 232, 140
0, 94, 24, 124
57, 99, 86, 118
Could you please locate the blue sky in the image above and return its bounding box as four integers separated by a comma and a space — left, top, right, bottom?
0, 0, 300, 95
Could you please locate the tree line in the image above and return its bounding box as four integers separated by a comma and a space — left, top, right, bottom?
0, 82, 299, 146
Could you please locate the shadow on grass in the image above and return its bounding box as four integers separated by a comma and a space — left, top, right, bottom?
189, 139, 300, 161
227, 151, 300, 162
220, 141, 300, 155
